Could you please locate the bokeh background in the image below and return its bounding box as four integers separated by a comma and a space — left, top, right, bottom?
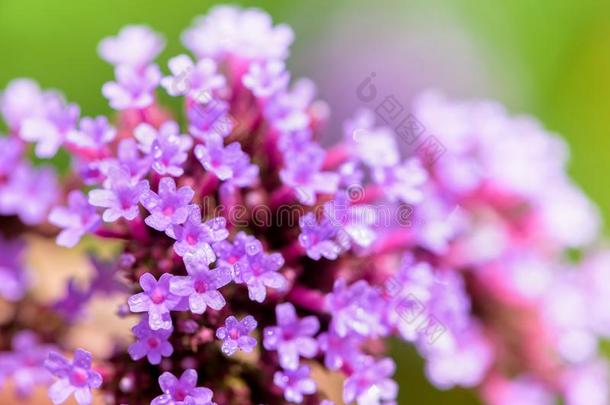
1, 0, 609, 403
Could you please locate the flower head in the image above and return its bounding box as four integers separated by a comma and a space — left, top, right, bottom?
98, 25, 165, 68
170, 206, 229, 258
263, 302, 319, 370
102, 64, 161, 110
127, 273, 184, 330
152, 369, 216, 405
233, 240, 287, 303
135, 121, 193, 177
161, 54, 225, 99
44, 349, 102, 405
88, 167, 149, 222
216, 315, 258, 356
140, 177, 194, 233
128, 317, 174, 364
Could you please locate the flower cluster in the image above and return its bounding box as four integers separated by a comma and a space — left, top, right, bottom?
0, 5, 609, 405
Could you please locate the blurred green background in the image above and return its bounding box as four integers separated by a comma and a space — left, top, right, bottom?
1, 0, 609, 403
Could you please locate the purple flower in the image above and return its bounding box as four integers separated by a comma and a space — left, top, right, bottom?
323, 194, 377, 249
280, 143, 339, 206
102, 138, 152, 181
0, 235, 28, 301
151, 369, 216, 405
326, 279, 388, 338
233, 240, 287, 303
194, 134, 259, 185
102, 64, 161, 110
66, 116, 116, 152
216, 315, 257, 356
128, 317, 174, 364
161, 54, 225, 98
243, 59, 290, 98
89, 254, 127, 296
0, 78, 45, 130
298, 213, 342, 260
98, 25, 165, 68
170, 206, 229, 258
0, 163, 59, 225
0, 137, 24, 177
169, 254, 232, 314
44, 349, 102, 405
343, 356, 397, 405
0, 331, 55, 398
182, 5, 293, 62
53, 278, 91, 322
273, 364, 317, 404
317, 331, 363, 371
135, 121, 193, 177
188, 99, 233, 140
140, 177, 194, 233
88, 167, 149, 222
372, 158, 428, 204
263, 302, 319, 370
49, 191, 101, 247
213, 231, 261, 271
19, 92, 79, 158
127, 273, 184, 330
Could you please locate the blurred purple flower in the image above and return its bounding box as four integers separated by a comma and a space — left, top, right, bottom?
98, 25, 165, 68
343, 356, 397, 405
273, 364, 317, 404
44, 349, 102, 405
298, 212, 342, 261
0, 235, 28, 301
194, 134, 259, 184
161, 54, 225, 98
243, 59, 290, 98
49, 191, 101, 247
102, 64, 161, 110
263, 302, 319, 370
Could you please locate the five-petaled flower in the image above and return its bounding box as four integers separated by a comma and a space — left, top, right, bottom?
216, 315, 258, 356
44, 349, 102, 405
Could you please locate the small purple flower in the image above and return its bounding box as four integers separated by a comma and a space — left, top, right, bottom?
263, 302, 319, 370
66, 116, 116, 152
0, 331, 55, 398
88, 167, 149, 222
19, 93, 80, 158
127, 273, 184, 330
213, 231, 261, 270
135, 121, 193, 177
216, 315, 257, 356
188, 99, 234, 140
151, 369, 216, 405
233, 240, 287, 303
101, 138, 152, 181
102, 64, 161, 110
88, 254, 127, 296
243, 59, 290, 98
98, 25, 165, 68
298, 213, 342, 261
161, 54, 225, 98
49, 190, 101, 247
343, 356, 398, 405
0, 163, 59, 225
0, 137, 24, 177
326, 279, 388, 338
280, 143, 339, 206
194, 134, 259, 184
170, 206, 229, 258
128, 317, 174, 364
44, 349, 103, 405
317, 331, 363, 371
169, 254, 232, 314
372, 158, 428, 204
0, 78, 45, 130
323, 194, 377, 249
140, 177, 194, 233
273, 364, 317, 404
0, 235, 28, 301
53, 278, 91, 322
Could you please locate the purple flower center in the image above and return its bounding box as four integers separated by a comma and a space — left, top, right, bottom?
173, 387, 188, 401
194, 279, 208, 293
70, 367, 89, 387
150, 288, 166, 304
229, 329, 240, 340
147, 337, 160, 349
162, 205, 175, 216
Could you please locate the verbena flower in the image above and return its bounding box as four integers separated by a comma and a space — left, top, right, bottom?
151, 369, 216, 405
134, 121, 193, 177
140, 177, 194, 233
128, 317, 174, 365
273, 364, 317, 404
88, 167, 149, 222
263, 302, 319, 370
216, 315, 258, 356
49, 190, 101, 247
44, 349, 102, 405
127, 273, 184, 330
